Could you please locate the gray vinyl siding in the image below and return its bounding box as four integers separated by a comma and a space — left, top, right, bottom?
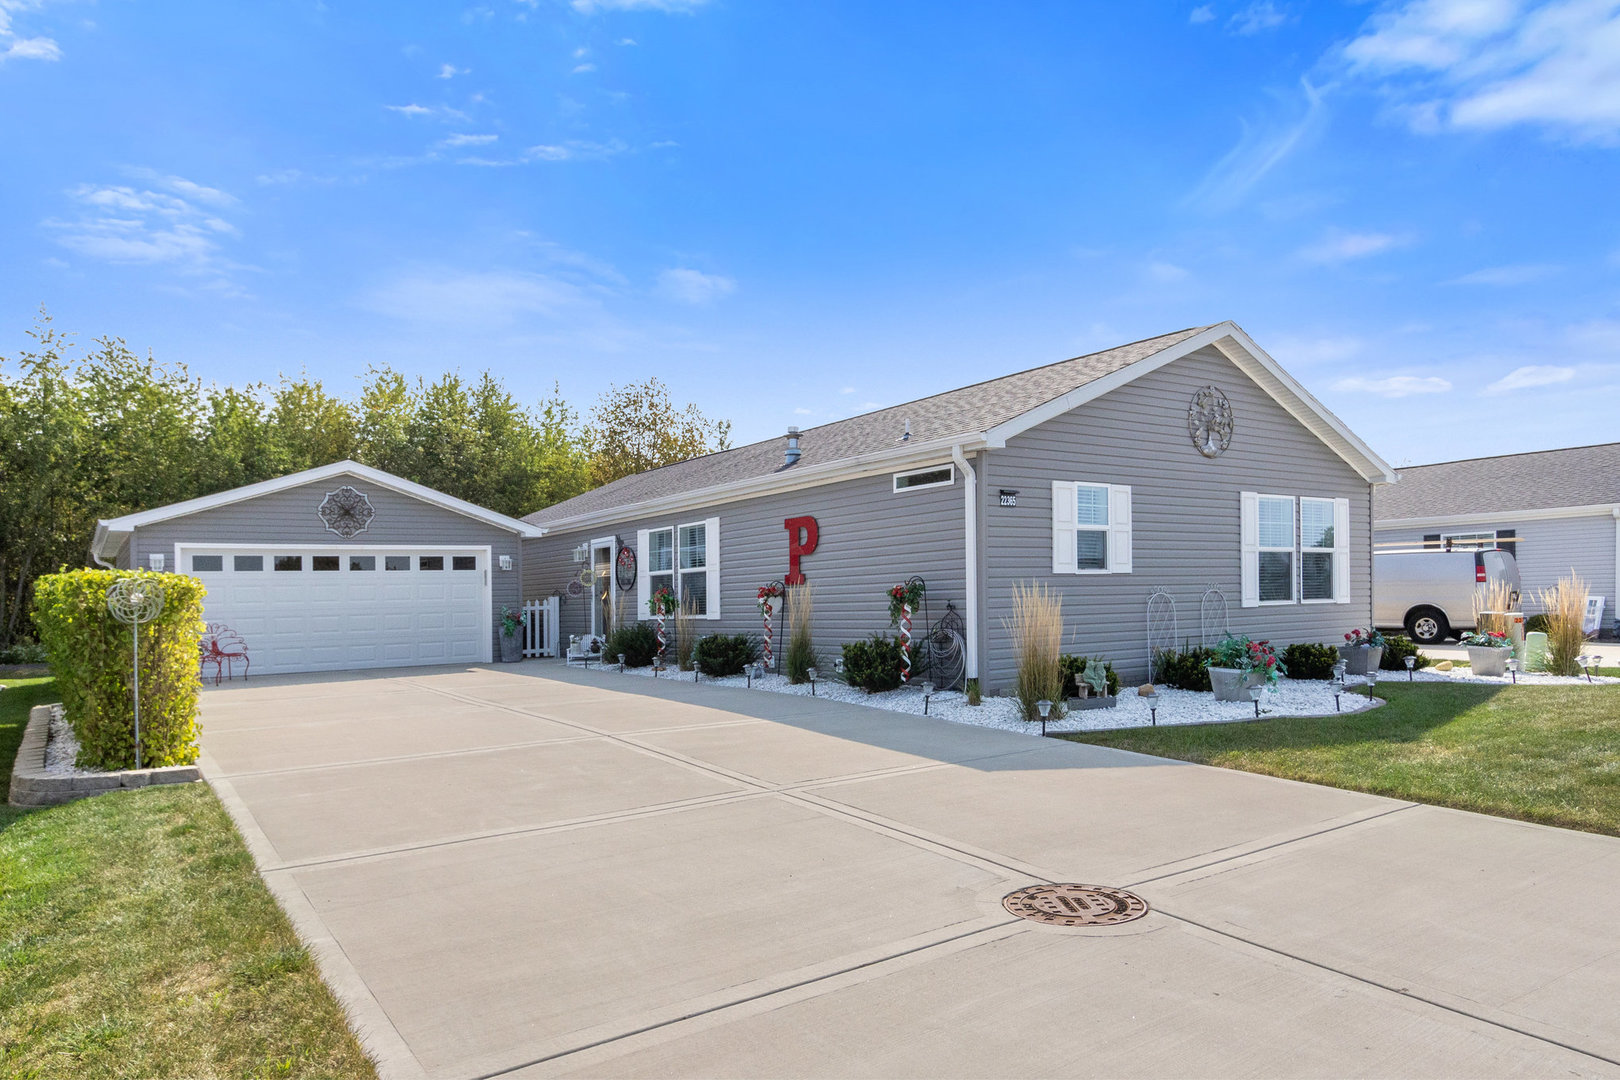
124, 478, 524, 656
1375, 515, 1617, 624
983, 345, 1374, 686
524, 468, 969, 663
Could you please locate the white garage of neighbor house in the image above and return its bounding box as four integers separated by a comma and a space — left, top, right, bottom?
91, 461, 544, 675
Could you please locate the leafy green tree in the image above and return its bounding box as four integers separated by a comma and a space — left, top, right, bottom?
585, 377, 732, 487
269, 374, 356, 472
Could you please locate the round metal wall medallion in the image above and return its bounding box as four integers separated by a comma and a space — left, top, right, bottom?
1187, 385, 1234, 458
318, 485, 376, 538
1002, 883, 1149, 927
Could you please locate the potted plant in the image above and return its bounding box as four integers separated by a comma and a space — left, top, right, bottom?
1461, 629, 1512, 677
1206, 634, 1285, 702
1339, 628, 1385, 675
498, 606, 522, 662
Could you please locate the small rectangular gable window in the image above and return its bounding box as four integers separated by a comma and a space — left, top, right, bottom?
419, 555, 445, 571
191, 554, 224, 572
893, 465, 954, 492
274, 555, 302, 572
312, 555, 341, 571
233, 555, 264, 572
385, 555, 410, 571
452, 555, 477, 571
349, 555, 376, 571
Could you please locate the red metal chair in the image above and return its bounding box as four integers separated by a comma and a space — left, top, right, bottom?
199, 623, 250, 685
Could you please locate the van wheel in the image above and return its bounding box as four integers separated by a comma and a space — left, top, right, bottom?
1406, 608, 1449, 645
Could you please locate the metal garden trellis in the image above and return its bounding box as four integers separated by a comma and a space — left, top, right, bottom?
1199, 586, 1231, 646
106, 577, 165, 770
1145, 588, 1177, 683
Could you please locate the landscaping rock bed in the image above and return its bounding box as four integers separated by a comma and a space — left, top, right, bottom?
8, 703, 201, 808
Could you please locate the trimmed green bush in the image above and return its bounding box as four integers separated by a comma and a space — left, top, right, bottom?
1281, 642, 1339, 680
695, 633, 757, 677
604, 622, 659, 667
1153, 645, 1214, 692
1525, 613, 1551, 635
1060, 655, 1120, 698
0, 640, 48, 664
32, 569, 205, 770
1379, 634, 1431, 671
840, 634, 905, 693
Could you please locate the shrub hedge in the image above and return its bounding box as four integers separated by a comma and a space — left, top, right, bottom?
1379, 634, 1431, 671
840, 634, 905, 693
32, 569, 205, 770
604, 622, 659, 667
1281, 642, 1339, 680
695, 633, 757, 677
1152, 645, 1214, 692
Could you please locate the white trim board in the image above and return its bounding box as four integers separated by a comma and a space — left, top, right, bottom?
1375, 503, 1620, 529
94, 460, 544, 562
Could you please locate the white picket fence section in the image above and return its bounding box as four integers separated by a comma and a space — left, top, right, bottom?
522, 597, 560, 658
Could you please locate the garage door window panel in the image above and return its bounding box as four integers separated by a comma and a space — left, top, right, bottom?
350, 555, 376, 571
419, 556, 444, 571
385, 555, 409, 571
274, 556, 302, 572
191, 554, 224, 572
312, 555, 340, 572
234, 555, 264, 572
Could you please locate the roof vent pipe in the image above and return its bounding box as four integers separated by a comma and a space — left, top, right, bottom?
784, 426, 801, 466
902, 419, 911, 442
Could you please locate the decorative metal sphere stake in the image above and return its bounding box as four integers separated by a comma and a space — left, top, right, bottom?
106, 577, 165, 771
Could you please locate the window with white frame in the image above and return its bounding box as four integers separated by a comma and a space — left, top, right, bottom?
1051, 480, 1132, 574
1441, 530, 1497, 550
893, 464, 954, 493
637, 517, 721, 620
1242, 492, 1351, 608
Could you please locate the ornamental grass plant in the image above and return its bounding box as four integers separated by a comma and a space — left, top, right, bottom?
1538, 573, 1589, 677
674, 593, 699, 671
1474, 578, 1516, 637
785, 582, 816, 683
1003, 581, 1064, 723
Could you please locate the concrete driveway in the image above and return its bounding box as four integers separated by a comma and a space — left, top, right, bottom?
200, 664, 1620, 1079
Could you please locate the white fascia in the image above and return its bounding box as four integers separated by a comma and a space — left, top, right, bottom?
1375, 503, 1620, 529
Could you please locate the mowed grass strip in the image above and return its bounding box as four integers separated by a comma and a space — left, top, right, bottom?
0, 677, 378, 1079
1061, 681, 1620, 836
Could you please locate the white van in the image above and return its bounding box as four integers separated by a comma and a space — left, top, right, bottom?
1373, 548, 1522, 645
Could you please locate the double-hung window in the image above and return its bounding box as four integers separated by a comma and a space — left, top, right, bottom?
1241, 492, 1351, 607
678, 522, 708, 616
1051, 481, 1132, 574
647, 528, 674, 601
637, 517, 721, 619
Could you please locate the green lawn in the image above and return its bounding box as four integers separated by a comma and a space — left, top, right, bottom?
1061, 680, 1620, 836
0, 676, 378, 1079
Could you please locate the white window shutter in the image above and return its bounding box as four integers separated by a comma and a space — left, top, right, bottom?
704, 516, 721, 619
1240, 491, 1260, 607
636, 528, 650, 619
1051, 481, 1077, 574
1108, 484, 1132, 574
1333, 497, 1351, 604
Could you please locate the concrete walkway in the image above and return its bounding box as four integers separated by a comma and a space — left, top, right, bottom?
200, 663, 1620, 1079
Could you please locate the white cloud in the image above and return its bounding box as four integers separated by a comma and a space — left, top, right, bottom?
792, 407, 813, 415
1183, 78, 1324, 211
437, 63, 467, 79
523, 139, 627, 162
839, 386, 855, 394
44, 175, 245, 283
572, 62, 597, 74
362, 268, 596, 325
441, 133, 499, 147
1298, 228, 1410, 263
618, 37, 638, 45
1190, 5, 1216, 24
1341, 0, 1620, 141
1230, 1, 1290, 34
1147, 260, 1190, 282
1332, 373, 1454, 397
1271, 334, 1365, 365
385, 103, 470, 121
1, 0, 64, 62
571, 0, 709, 12
1482, 363, 1576, 393
1446, 262, 1560, 284
656, 267, 735, 304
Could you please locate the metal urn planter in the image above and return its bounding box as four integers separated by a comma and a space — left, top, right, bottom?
1208, 666, 1263, 702
1338, 645, 1383, 676
1467, 645, 1510, 677
499, 631, 522, 663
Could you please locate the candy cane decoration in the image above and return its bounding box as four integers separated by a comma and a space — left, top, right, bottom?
900, 602, 912, 683
656, 612, 667, 667
761, 600, 774, 671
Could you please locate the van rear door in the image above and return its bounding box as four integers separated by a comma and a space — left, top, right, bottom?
1480, 549, 1521, 608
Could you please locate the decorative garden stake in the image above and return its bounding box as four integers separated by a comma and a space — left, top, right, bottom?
648, 585, 677, 669
1035, 699, 1053, 737
106, 577, 165, 771
757, 581, 783, 672
888, 577, 926, 684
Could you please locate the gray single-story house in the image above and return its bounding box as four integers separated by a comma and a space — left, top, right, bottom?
524, 321, 1395, 688
1374, 443, 1619, 634
92, 461, 543, 674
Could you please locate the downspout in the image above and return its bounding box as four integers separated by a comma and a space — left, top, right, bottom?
951, 445, 979, 680
90, 529, 115, 570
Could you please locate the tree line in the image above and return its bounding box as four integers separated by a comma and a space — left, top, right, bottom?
0, 314, 732, 648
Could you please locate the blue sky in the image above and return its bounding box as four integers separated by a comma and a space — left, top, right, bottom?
3, 0, 1618, 466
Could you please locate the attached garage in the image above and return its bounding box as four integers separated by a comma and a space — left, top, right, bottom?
92, 462, 543, 676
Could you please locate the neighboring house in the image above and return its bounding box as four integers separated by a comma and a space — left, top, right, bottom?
92, 461, 542, 675
1373, 443, 1620, 634
524, 321, 1395, 689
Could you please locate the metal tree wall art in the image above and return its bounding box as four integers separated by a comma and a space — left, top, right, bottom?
1187, 386, 1234, 458
317, 486, 375, 538
107, 577, 165, 770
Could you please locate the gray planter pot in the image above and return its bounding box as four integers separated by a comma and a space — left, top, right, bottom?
498, 631, 522, 663
1338, 645, 1383, 676
1209, 666, 1262, 702
1467, 645, 1510, 677
1067, 695, 1117, 711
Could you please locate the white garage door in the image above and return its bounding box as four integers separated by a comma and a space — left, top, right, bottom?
179, 545, 491, 675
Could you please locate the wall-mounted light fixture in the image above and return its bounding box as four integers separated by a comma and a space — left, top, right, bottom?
148, 553, 166, 571
498, 555, 513, 571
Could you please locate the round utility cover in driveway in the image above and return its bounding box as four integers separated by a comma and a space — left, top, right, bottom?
1002, 883, 1149, 927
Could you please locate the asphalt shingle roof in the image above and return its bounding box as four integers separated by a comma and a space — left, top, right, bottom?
1373, 442, 1620, 520
525, 325, 1213, 526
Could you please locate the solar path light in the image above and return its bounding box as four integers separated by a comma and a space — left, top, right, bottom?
1246, 682, 1263, 719
921, 680, 934, 715
807, 667, 818, 696
1365, 669, 1378, 701
1404, 654, 1416, 681
1142, 689, 1159, 727
1035, 698, 1052, 736
1505, 656, 1518, 684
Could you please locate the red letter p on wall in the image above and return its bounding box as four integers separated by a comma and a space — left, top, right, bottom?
784, 516, 819, 585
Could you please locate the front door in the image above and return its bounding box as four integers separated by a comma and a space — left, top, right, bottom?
591, 539, 614, 639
